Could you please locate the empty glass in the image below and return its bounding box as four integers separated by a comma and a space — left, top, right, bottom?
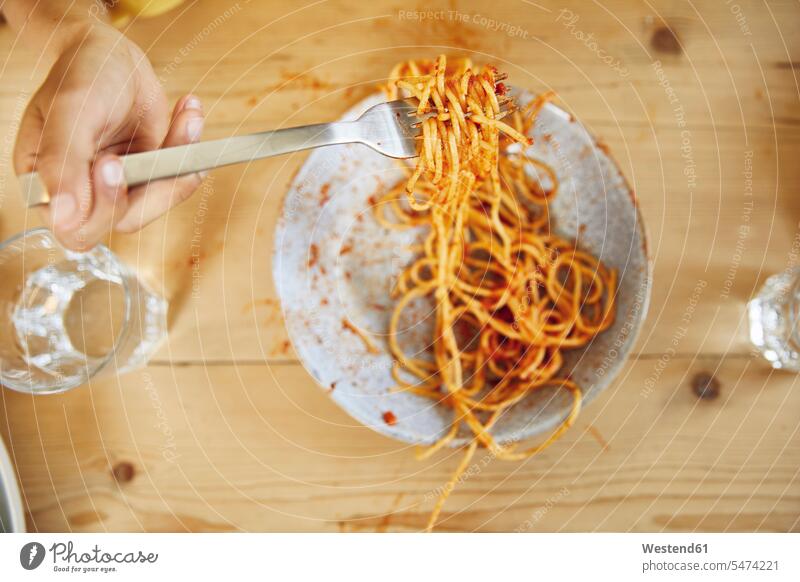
748, 267, 800, 371
0, 228, 167, 394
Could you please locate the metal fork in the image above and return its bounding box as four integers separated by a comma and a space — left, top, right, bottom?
18, 93, 512, 208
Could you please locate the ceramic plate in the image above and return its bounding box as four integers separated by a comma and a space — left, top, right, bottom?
274, 91, 650, 446
0, 435, 24, 532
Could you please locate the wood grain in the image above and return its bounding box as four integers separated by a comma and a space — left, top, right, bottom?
0, 0, 798, 532
1, 358, 797, 532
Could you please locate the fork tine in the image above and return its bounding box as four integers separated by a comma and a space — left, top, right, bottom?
360, 82, 520, 159
496, 96, 513, 108
494, 105, 515, 122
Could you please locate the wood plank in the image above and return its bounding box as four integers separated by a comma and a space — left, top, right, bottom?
1, 1, 798, 128
1, 357, 797, 532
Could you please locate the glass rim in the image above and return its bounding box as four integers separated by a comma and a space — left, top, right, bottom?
0, 227, 134, 394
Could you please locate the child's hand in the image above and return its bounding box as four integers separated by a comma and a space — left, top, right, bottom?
14, 24, 205, 250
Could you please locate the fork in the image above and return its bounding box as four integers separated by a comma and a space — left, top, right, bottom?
18, 91, 511, 208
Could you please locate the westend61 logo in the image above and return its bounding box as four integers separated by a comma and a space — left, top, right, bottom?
19, 541, 158, 574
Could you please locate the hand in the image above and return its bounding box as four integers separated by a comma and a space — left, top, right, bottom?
14, 23, 206, 250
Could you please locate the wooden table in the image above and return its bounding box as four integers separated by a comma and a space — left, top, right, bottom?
1, 0, 798, 532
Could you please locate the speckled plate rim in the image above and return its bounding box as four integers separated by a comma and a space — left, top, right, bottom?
273, 92, 652, 447
0, 434, 25, 532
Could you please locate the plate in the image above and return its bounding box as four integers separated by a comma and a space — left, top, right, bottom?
0, 435, 25, 532
274, 91, 650, 446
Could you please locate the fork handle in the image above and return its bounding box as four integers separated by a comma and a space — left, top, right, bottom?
18, 121, 361, 207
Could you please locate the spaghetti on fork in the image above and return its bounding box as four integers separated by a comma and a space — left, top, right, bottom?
377, 55, 616, 531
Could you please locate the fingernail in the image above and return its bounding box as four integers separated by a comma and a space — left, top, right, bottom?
50, 192, 78, 228
186, 117, 204, 142
184, 96, 202, 111
198, 170, 209, 179
101, 159, 124, 188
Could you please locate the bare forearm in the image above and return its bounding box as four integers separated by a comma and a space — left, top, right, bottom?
2, 0, 111, 57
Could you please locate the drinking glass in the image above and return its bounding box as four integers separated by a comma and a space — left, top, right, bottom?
0, 228, 167, 394
748, 267, 800, 371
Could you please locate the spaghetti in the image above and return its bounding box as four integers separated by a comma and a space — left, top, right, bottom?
378, 56, 617, 531
342, 317, 380, 355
